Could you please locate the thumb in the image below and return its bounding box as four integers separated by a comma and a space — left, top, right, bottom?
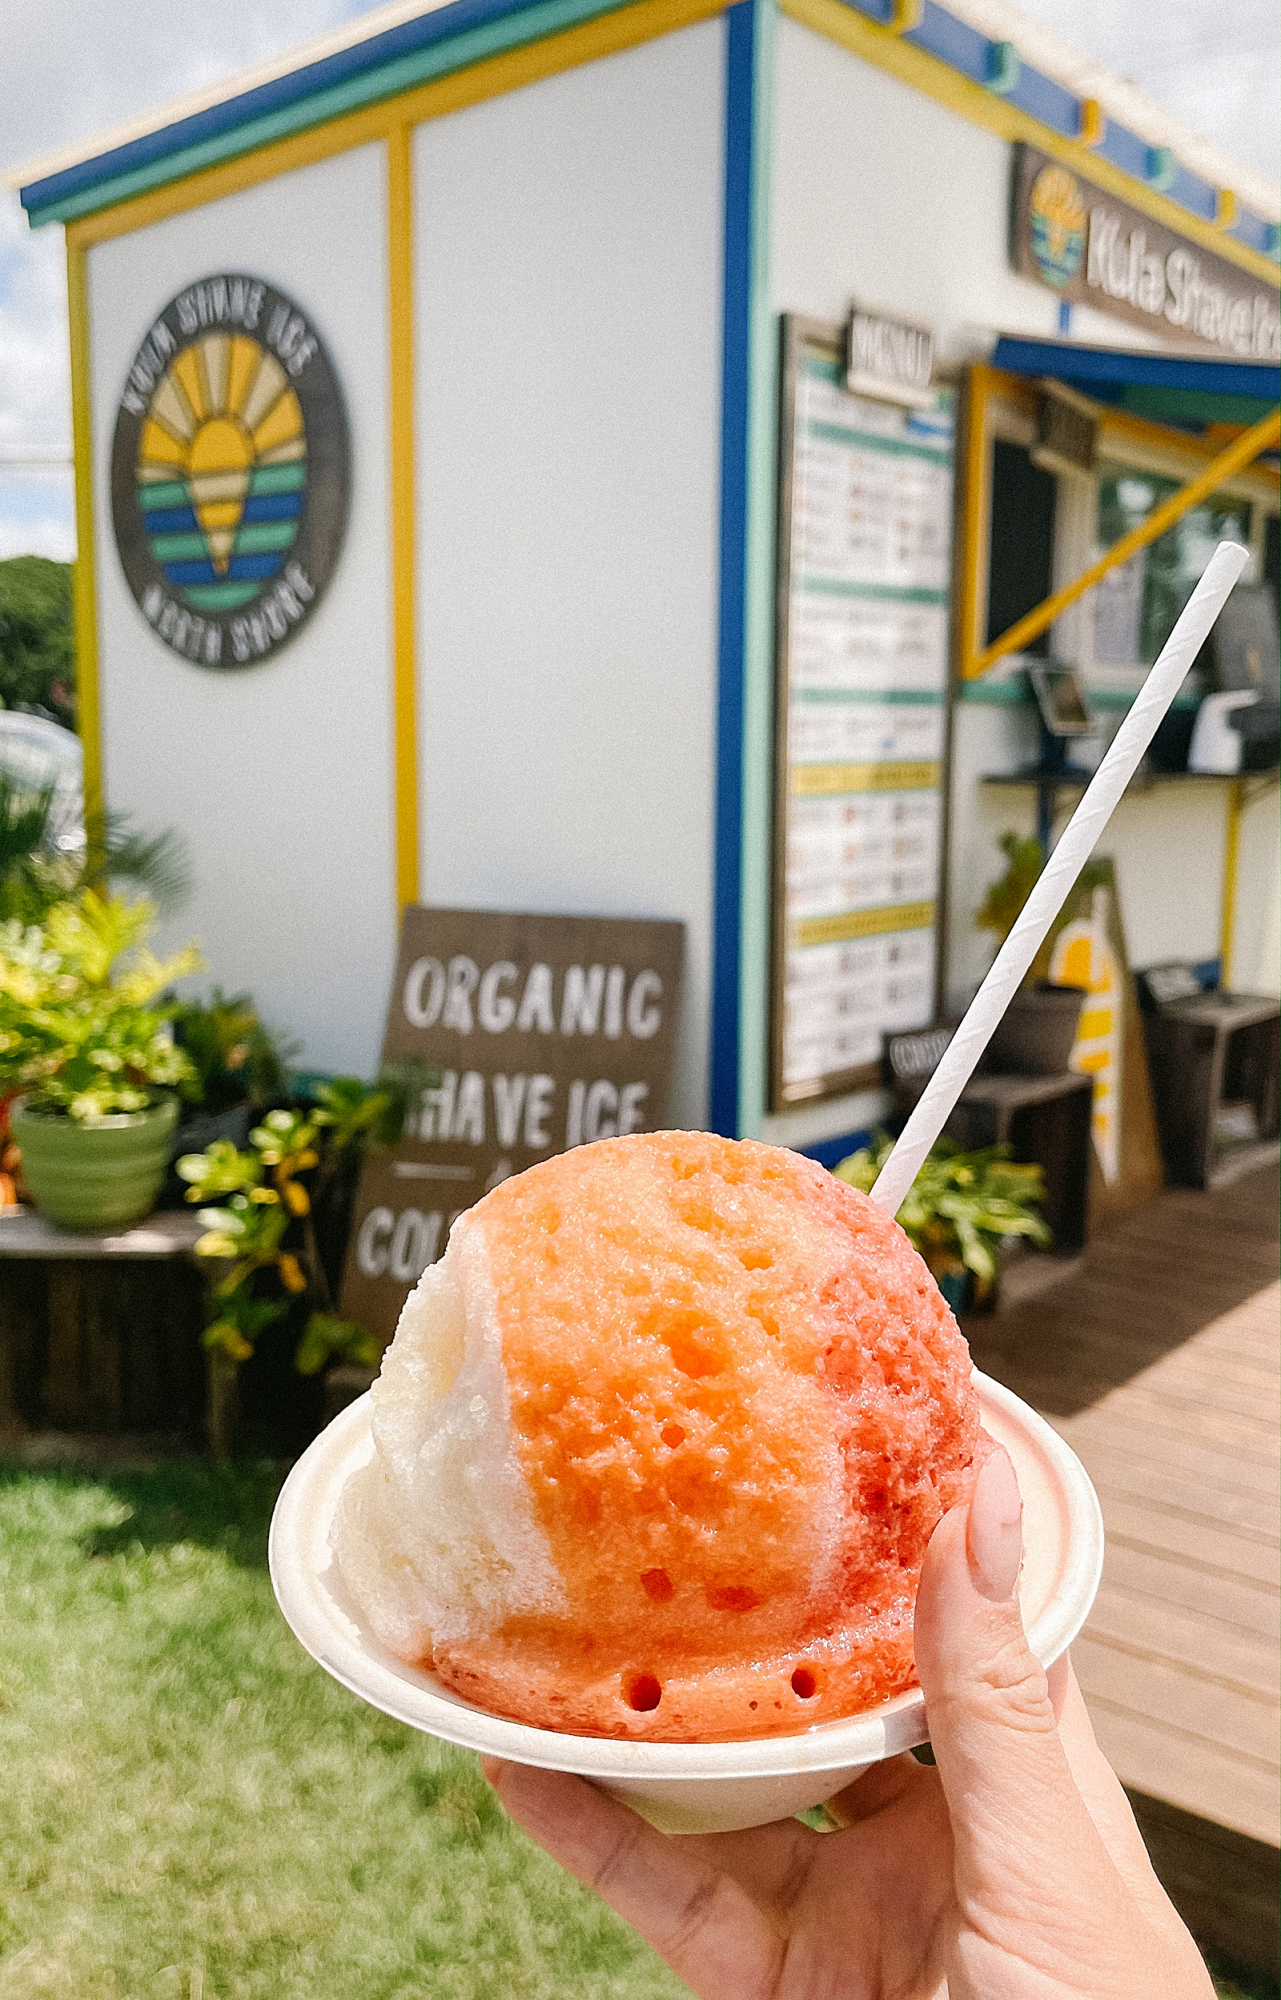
913, 1446, 1106, 1885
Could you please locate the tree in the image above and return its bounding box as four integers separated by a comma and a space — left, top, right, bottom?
0, 557, 75, 725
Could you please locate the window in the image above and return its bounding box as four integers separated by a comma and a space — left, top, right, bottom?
1094, 469, 1251, 666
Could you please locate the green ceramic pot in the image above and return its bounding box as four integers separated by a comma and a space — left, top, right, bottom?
11, 1095, 180, 1231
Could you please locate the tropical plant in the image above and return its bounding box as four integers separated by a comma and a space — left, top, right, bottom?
975, 831, 1112, 987
176, 1067, 436, 1451
0, 891, 201, 1119
834, 1132, 1051, 1299
170, 987, 295, 1113
0, 773, 191, 926
974, 830, 1045, 951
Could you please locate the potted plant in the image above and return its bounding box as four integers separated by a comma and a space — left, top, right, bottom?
0, 890, 200, 1229
976, 832, 1087, 1075
167, 986, 296, 1167
176, 1068, 432, 1455
834, 1132, 1051, 1312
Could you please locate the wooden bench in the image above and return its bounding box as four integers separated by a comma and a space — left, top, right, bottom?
0, 1209, 206, 1437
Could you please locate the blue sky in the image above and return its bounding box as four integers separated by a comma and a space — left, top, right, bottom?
1, 0, 1278, 563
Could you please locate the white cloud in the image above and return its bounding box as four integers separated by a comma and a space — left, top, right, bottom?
0, 0, 1275, 561
0, 0, 385, 560
1013, 0, 1280, 188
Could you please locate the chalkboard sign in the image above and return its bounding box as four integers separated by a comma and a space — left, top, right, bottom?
340, 906, 684, 1340
770, 316, 955, 1109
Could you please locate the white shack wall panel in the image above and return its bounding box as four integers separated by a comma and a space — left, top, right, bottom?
770, 18, 1065, 340
412, 23, 725, 1128
88, 143, 396, 1076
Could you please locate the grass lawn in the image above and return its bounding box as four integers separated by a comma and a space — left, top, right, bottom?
0, 1458, 688, 2000
0, 1458, 1268, 1999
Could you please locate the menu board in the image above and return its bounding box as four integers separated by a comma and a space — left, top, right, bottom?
770, 316, 955, 1108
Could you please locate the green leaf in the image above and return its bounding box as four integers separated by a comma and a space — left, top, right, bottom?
295, 1312, 382, 1377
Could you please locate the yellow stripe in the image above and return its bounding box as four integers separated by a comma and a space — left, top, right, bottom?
794, 900, 934, 946
779, 0, 1281, 287
1073, 1048, 1111, 1074
388, 124, 420, 914
956, 362, 992, 681
66, 241, 103, 849
66, 0, 726, 251
1220, 776, 1243, 986
791, 758, 940, 795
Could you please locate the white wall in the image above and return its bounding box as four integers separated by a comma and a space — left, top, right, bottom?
412, 23, 725, 1127
771, 17, 1075, 345
1230, 787, 1281, 996
88, 143, 395, 1076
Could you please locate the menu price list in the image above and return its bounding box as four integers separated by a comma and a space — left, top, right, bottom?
775, 345, 955, 1102
786, 790, 941, 922
781, 928, 936, 1098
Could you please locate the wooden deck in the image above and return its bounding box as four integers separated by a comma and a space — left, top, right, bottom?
966, 1164, 1280, 1851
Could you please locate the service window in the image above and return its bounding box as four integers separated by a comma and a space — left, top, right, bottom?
1094, 470, 1252, 667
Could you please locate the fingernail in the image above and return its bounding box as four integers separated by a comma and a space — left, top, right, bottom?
966, 1446, 1023, 1601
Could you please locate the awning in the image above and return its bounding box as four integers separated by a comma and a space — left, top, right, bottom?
989, 335, 1281, 433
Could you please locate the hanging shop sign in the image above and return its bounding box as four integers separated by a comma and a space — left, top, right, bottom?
1030, 382, 1098, 479
110, 275, 350, 668
770, 315, 954, 1111
340, 906, 685, 1342
845, 304, 934, 408
1010, 145, 1281, 361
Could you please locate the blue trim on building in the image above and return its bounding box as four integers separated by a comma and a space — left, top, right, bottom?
905, 1, 989, 82
797, 1127, 874, 1171
18, 0, 1280, 264
990, 337, 1281, 400
20, 0, 556, 215
830, 0, 1278, 260
710, 0, 755, 1137
1005, 63, 1076, 136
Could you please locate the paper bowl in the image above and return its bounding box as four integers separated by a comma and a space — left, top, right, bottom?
269, 1371, 1103, 1834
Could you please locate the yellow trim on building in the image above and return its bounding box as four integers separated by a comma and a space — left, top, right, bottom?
778, 0, 1281, 288
66, 0, 727, 251
66, 241, 103, 843
955, 362, 994, 682
1220, 777, 1244, 985
387, 126, 420, 913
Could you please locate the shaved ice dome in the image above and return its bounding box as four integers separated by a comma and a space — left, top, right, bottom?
332, 1131, 987, 1741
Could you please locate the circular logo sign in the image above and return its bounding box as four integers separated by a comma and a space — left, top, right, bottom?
1029, 164, 1087, 290
110, 276, 349, 669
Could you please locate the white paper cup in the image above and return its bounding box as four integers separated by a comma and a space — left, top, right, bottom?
269, 1371, 1103, 1835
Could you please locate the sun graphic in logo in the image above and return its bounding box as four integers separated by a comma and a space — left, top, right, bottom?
136, 333, 306, 611
1029, 163, 1087, 290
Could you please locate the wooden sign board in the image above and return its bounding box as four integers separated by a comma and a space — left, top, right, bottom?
340, 907, 684, 1340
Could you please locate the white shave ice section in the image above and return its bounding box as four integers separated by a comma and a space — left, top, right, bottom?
332, 1217, 565, 1657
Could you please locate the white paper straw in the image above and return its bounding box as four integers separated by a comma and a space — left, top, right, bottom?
869, 539, 1250, 1218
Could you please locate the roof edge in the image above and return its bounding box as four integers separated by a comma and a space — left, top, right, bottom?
8, 0, 1280, 267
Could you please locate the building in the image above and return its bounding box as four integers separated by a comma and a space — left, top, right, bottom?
7, 0, 1279, 1163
